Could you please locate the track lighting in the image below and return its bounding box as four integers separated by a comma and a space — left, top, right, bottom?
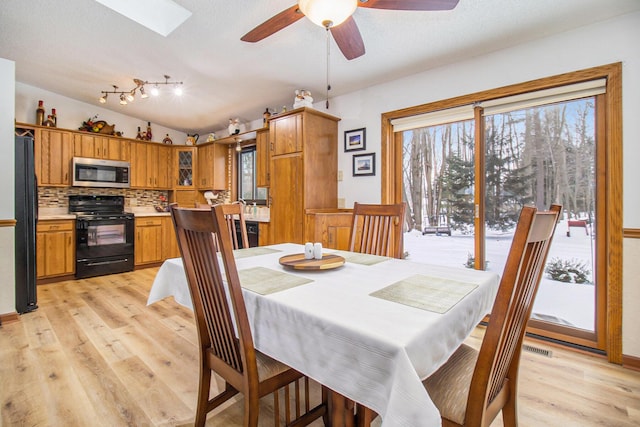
99, 75, 184, 105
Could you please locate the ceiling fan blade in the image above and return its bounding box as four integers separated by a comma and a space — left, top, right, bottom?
330, 16, 365, 60
358, 0, 459, 11
241, 5, 304, 42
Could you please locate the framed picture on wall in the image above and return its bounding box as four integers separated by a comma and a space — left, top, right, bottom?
352, 153, 375, 177
344, 128, 366, 152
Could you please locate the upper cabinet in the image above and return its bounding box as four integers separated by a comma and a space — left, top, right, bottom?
175, 147, 196, 188
129, 140, 171, 189
35, 128, 72, 186
270, 113, 303, 155
197, 143, 227, 190
73, 133, 130, 161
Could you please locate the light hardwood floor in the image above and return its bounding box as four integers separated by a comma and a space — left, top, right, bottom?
1, 268, 639, 426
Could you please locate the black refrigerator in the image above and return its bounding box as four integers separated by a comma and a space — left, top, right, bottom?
15, 135, 38, 314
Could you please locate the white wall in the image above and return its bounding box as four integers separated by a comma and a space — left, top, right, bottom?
329, 12, 640, 224
324, 12, 640, 356
0, 58, 16, 316
15, 83, 188, 144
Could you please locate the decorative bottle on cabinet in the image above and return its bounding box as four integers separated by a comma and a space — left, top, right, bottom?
263, 108, 271, 128
136, 126, 144, 140
145, 121, 152, 141
51, 108, 57, 127
36, 100, 45, 126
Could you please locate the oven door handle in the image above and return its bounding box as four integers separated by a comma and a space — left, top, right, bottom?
83, 258, 130, 267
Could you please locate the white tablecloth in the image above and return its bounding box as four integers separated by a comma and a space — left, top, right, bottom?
147, 243, 500, 427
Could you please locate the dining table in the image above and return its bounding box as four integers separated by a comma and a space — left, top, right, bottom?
147, 243, 500, 427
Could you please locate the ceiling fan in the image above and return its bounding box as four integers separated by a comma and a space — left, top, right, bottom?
241, 0, 460, 60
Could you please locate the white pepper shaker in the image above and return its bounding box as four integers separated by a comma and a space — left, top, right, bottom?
313, 242, 323, 260
304, 242, 314, 259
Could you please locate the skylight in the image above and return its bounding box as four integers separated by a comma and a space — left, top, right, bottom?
94, 0, 192, 37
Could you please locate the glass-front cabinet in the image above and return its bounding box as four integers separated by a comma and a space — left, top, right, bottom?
175, 147, 196, 188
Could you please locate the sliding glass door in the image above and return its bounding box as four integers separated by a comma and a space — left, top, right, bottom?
399, 87, 607, 350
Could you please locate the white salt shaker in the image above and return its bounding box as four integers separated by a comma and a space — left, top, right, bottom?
304, 242, 314, 259
313, 242, 323, 260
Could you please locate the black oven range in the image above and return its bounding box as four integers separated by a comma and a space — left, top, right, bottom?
69, 195, 134, 279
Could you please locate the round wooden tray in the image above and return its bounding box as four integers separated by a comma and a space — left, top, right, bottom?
279, 253, 345, 270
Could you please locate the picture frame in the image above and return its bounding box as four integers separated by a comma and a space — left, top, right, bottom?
352, 153, 376, 177
344, 128, 366, 152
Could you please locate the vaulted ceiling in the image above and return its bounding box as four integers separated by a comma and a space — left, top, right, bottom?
2, 0, 639, 134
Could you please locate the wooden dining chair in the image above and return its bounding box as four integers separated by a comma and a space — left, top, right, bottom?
422, 204, 562, 427
170, 205, 326, 427
348, 202, 407, 259
217, 202, 250, 250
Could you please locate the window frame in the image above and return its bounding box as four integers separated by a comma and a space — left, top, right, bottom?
381, 63, 622, 362
237, 145, 268, 205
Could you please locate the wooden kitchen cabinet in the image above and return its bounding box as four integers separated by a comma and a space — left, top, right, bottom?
130, 141, 148, 188
269, 108, 339, 244
134, 217, 163, 265
256, 129, 269, 187
35, 128, 72, 186
147, 144, 171, 189
305, 209, 353, 250
130, 141, 170, 189
73, 134, 130, 161
197, 142, 227, 189
174, 147, 196, 188
162, 216, 180, 260
36, 219, 75, 279
258, 222, 270, 246
270, 112, 303, 155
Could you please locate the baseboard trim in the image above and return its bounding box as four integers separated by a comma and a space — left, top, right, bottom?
0, 312, 19, 325
622, 354, 640, 371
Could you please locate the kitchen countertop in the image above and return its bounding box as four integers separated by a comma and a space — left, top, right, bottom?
37, 206, 270, 222
38, 207, 75, 220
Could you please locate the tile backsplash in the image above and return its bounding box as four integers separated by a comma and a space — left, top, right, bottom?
38, 187, 170, 209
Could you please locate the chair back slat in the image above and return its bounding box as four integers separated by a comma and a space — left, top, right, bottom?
171, 206, 255, 375
349, 202, 406, 259
467, 204, 561, 422
218, 203, 250, 250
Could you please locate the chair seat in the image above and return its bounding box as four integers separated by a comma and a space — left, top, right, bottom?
256, 349, 296, 382
423, 344, 479, 425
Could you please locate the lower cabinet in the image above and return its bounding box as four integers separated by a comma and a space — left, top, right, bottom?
36, 220, 75, 279
305, 210, 353, 250
258, 222, 270, 246
162, 216, 180, 259
134, 217, 163, 266
135, 216, 181, 266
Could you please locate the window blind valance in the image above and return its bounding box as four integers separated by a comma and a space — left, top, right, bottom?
391, 79, 606, 132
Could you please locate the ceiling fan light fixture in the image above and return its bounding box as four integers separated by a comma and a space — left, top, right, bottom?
298, 0, 357, 28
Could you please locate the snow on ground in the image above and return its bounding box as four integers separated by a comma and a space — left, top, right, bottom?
404, 219, 595, 330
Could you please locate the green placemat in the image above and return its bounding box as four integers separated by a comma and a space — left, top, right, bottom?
239, 267, 313, 295
331, 250, 390, 266
233, 247, 281, 259
370, 275, 478, 313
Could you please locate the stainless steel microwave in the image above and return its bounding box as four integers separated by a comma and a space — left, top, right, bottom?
72, 157, 130, 188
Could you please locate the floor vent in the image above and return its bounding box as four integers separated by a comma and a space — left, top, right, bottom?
522, 344, 553, 358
